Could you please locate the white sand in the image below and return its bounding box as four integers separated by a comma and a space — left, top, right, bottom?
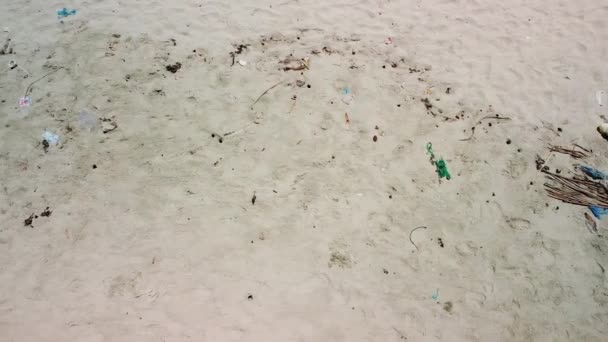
1, 0, 607, 340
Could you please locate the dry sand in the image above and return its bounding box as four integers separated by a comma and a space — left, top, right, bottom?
1, 0, 607, 341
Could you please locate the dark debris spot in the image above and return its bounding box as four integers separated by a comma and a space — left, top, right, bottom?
40, 207, 52, 217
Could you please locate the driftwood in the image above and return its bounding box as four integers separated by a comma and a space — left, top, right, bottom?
543, 170, 608, 208
548, 145, 589, 159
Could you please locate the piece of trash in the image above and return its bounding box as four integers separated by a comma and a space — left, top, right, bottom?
57, 8, 77, 19
342, 94, 354, 105
597, 91, 605, 106
342, 87, 351, 95
41, 131, 59, 145
426, 143, 451, 180
79, 109, 98, 131
344, 112, 350, 124
589, 206, 608, 220
431, 289, 439, 300
385, 37, 393, 45
18, 96, 32, 107
598, 123, 608, 141
8, 60, 17, 70
238, 59, 247, 66
280, 56, 309, 71
580, 165, 608, 180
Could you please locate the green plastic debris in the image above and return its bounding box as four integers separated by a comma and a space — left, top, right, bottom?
426, 143, 451, 180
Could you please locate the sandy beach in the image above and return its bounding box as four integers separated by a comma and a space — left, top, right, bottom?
1, 0, 607, 341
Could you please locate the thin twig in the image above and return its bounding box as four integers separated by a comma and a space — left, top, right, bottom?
548, 145, 588, 159
409, 226, 427, 251
530, 152, 554, 186
24, 67, 65, 96
251, 80, 286, 109
460, 115, 512, 141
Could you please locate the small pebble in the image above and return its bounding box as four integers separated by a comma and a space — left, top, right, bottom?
92, 164, 97, 169
307, 84, 311, 88
373, 135, 378, 142
557, 127, 562, 132
506, 139, 512, 145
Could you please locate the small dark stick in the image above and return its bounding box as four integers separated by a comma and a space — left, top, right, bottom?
409, 226, 427, 251
251, 192, 257, 205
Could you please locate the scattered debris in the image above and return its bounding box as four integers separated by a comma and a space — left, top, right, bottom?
344, 112, 350, 124
42, 139, 49, 153
24, 67, 65, 97
460, 114, 512, 141
431, 289, 439, 300
580, 165, 608, 180
426, 143, 451, 180
57, 8, 77, 19
585, 212, 598, 234
18, 96, 32, 107
238, 59, 247, 66
548, 145, 589, 159
24, 214, 36, 227
251, 80, 286, 109
42, 131, 59, 145
385, 37, 393, 45
79, 109, 98, 131
165, 62, 182, 73
40, 207, 52, 217
443, 301, 453, 313
445, 87, 452, 94
295, 80, 305, 87
210, 133, 224, 143
437, 238, 444, 248
229, 44, 249, 66
280, 56, 309, 71
101, 117, 118, 134
544, 170, 608, 208
409, 226, 427, 251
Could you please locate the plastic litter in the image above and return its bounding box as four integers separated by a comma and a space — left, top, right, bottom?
589, 206, 608, 219
426, 143, 451, 180
385, 37, 393, 45
597, 90, 604, 106
238, 60, 247, 66
580, 165, 608, 180
42, 131, 59, 145
79, 109, 98, 131
57, 8, 77, 19
431, 289, 439, 300
8, 60, 17, 70
342, 87, 351, 95
18, 96, 32, 107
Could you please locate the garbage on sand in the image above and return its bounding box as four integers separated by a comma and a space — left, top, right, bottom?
42, 131, 59, 145
589, 206, 608, 219
426, 143, 451, 180
57, 8, 77, 19
79, 109, 98, 131
18, 96, 32, 107
543, 169, 608, 208
580, 165, 608, 180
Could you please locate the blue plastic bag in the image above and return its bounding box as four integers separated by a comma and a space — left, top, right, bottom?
580, 165, 608, 180
589, 206, 608, 219
57, 8, 77, 19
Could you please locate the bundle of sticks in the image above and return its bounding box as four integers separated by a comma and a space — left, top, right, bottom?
548, 144, 589, 159
543, 170, 608, 208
